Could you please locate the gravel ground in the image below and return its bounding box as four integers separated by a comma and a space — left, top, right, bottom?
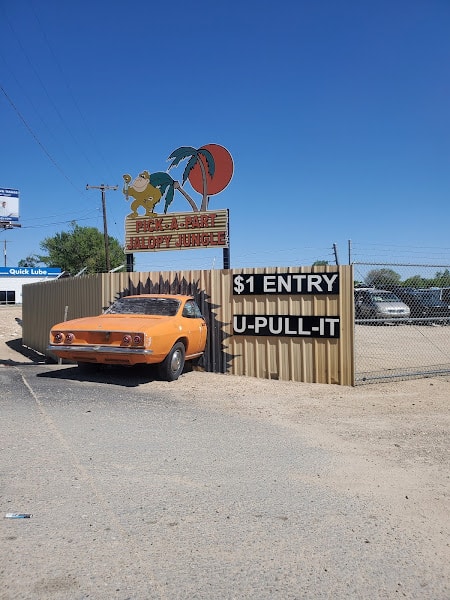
0, 305, 449, 599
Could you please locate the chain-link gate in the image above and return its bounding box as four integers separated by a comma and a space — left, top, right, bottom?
353, 262, 450, 384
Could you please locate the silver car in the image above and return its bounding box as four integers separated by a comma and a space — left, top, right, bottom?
354, 288, 410, 322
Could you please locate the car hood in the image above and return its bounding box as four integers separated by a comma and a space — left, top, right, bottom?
51, 314, 179, 332
373, 302, 409, 312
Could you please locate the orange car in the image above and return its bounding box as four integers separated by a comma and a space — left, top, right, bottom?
48, 294, 207, 381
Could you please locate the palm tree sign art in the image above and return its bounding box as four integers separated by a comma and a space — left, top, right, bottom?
168, 146, 216, 212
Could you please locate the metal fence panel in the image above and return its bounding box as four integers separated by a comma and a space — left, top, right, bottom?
22, 265, 353, 385
21, 275, 103, 359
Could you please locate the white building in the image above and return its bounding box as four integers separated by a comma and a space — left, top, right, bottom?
0, 267, 61, 304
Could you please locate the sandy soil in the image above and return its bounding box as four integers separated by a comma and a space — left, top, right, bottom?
1, 305, 449, 559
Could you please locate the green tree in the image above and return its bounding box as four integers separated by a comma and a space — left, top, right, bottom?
365, 268, 401, 289
18, 254, 42, 267
38, 223, 125, 274
434, 269, 450, 287
402, 275, 427, 288
312, 260, 329, 266
168, 146, 215, 211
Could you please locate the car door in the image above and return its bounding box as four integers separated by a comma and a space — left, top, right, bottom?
181, 300, 207, 354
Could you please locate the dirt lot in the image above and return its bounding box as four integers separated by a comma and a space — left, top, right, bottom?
355, 320, 450, 380
1, 304, 449, 595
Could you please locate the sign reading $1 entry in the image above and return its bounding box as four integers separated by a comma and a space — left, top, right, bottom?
233, 272, 339, 295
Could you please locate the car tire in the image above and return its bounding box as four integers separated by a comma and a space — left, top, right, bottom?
158, 342, 185, 381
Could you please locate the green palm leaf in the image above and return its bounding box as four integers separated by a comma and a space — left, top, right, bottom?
198, 149, 215, 178
150, 172, 174, 189
149, 172, 175, 213
182, 155, 198, 185
163, 186, 175, 213
168, 146, 197, 170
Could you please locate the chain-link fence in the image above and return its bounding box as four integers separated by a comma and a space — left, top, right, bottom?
353, 262, 450, 383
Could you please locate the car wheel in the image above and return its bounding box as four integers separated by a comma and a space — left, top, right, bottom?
158, 342, 185, 381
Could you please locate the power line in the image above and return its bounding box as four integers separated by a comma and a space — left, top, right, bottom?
1, 84, 83, 194
1, 3, 102, 178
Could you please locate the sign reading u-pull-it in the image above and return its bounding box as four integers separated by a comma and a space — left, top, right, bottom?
233, 315, 340, 338
232, 272, 339, 295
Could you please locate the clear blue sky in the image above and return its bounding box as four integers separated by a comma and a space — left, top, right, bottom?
1, 0, 449, 272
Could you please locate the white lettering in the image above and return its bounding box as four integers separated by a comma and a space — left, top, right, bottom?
292, 274, 307, 291
321, 273, 338, 292
233, 316, 247, 334
319, 318, 325, 336
268, 317, 283, 334
285, 317, 298, 335
8, 267, 29, 275
277, 276, 291, 293
263, 276, 276, 292
296, 318, 311, 335
325, 318, 339, 336
254, 316, 268, 333
308, 275, 323, 293
233, 315, 340, 338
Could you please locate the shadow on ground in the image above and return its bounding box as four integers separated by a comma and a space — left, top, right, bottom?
3, 337, 199, 387
2, 338, 47, 366
36, 363, 163, 387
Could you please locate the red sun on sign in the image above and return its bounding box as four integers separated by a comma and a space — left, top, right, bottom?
188, 144, 234, 196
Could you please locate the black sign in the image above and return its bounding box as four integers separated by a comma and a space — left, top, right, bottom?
233, 315, 340, 338
233, 273, 339, 295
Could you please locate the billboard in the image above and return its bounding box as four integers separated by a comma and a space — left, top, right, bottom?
122, 144, 233, 254
0, 188, 19, 222
125, 209, 229, 252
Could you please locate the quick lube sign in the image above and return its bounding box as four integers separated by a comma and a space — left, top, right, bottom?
0, 267, 61, 277
232, 272, 340, 339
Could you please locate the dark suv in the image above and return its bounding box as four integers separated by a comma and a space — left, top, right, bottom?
392, 287, 450, 323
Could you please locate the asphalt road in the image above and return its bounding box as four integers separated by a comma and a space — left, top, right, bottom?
1, 362, 448, 600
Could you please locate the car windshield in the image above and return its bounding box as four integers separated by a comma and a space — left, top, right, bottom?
106, 297, 181, 316
371, 292, 401, 302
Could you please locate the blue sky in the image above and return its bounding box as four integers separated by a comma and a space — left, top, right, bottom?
1, 0, 449, 272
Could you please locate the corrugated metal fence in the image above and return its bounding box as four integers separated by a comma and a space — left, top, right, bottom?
22, 266, 354, 385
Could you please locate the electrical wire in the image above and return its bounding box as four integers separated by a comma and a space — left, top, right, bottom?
28, 0, 116, 182
1, 85, 83, 194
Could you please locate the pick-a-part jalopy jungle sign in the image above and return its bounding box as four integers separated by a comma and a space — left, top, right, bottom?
123, 144, 233, 253
232, 272, 341, 339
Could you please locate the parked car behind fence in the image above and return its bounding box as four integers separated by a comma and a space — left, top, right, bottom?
354, 288, 410, 323
392, 287, 450, 324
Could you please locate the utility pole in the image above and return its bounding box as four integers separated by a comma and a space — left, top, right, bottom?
333, 243, 340, 266
86, 184, 118, 272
